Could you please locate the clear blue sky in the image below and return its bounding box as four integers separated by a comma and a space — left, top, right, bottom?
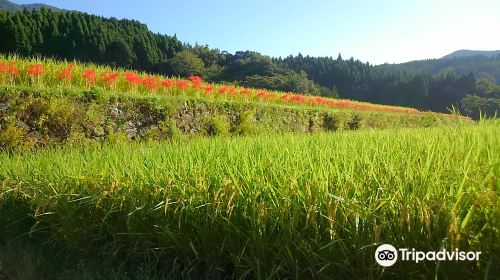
12, 0, 500, 64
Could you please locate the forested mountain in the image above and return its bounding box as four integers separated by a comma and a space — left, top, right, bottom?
0, 0, 63, 12
377, 54, 500, 84
0, 8, 497, 118
442, 50, 500, 59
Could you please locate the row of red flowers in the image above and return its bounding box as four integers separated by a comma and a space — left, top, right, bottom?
0, 61, 469, 118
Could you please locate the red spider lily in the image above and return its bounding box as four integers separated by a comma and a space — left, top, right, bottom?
239, 88, 252, 95
308, 96, 325, 105
0, 62, 8, 74
9, 62, 19, 76
0, 62, 19, 77
188, 75, 202, 82
161, 79, 174, 88
82, 69, 97, 86
142, 76, 159, 91
176, 80, 188, 89
229, 86, 237, 96
0, 60, 470, 119
280, 93, 291, 101
218, 86, 227, 94
26, 64, 44, 76
257, 91, 275, 100
10, 67, 19, 76
188, 75, 203, 89
289, 94, 306, 103
59, 63, 76, 81
100, 71, 120, 85
204, 85, 213, 95
124, 71, 142, 86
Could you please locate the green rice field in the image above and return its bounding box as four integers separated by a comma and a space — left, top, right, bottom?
1, 121, 498, 279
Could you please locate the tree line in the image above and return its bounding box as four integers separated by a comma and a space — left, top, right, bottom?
0, 8, 497, 118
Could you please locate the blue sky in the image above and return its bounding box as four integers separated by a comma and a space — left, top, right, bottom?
12, 0, 500, 64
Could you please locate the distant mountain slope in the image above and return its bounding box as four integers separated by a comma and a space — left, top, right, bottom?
442, 49, 500, 59
377, 51, 500, 84
0, 0, 63, 12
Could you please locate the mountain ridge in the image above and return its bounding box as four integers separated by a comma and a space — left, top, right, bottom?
0, 0, 64, 12
441, 49, 500, 59
377, 50, 500, 84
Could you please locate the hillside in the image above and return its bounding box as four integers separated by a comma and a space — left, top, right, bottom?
0, 8, 497, 118
442, 49, 500, 59
0, 0, 63, 12
0, 56, 468, 150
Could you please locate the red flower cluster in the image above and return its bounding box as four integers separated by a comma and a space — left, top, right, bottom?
26, 64, 44, 76
82, 69, 97, 85
257, 91, 276, 100
124, 71, 142, 86
59, 63, 76, 81
0, 60, 471, 120
176, 80, 188, 89
188, 76, 202, 89
239, 88, 252, 95
204, 85, 213, 95
161, 79, 175, 88
100, 71, 120, 85
0, 62, 19, 76
142, 76, 159, 91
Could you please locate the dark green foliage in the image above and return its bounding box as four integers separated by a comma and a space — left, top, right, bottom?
322, 113, 339, 131
460, 79, 500, 119
278, 55, 497, 117
0, 9, 182, 71
169, 50, 206, 77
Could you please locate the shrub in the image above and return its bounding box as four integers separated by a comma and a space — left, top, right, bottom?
322, 113, 339, 131
345, 114, 362, 130
0, 122, 27, 150
159, 119, 181, 140
205, 114, 230, 136
235, 111, 258, 135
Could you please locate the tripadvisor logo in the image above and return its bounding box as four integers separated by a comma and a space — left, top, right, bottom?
374, 244, 481, 267
375, 244, 398, 267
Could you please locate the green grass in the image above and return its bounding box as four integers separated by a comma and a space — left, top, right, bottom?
1, 121, 498, 279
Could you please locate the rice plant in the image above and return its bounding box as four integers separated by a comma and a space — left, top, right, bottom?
0, 121, 498, 279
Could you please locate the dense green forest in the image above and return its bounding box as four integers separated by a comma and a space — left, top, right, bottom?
0, 8, 498, 118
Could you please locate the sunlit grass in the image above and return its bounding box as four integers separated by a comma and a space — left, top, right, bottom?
0, 121, 498, 278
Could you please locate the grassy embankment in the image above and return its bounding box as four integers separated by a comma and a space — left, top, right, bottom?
0, 56, 469, 149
